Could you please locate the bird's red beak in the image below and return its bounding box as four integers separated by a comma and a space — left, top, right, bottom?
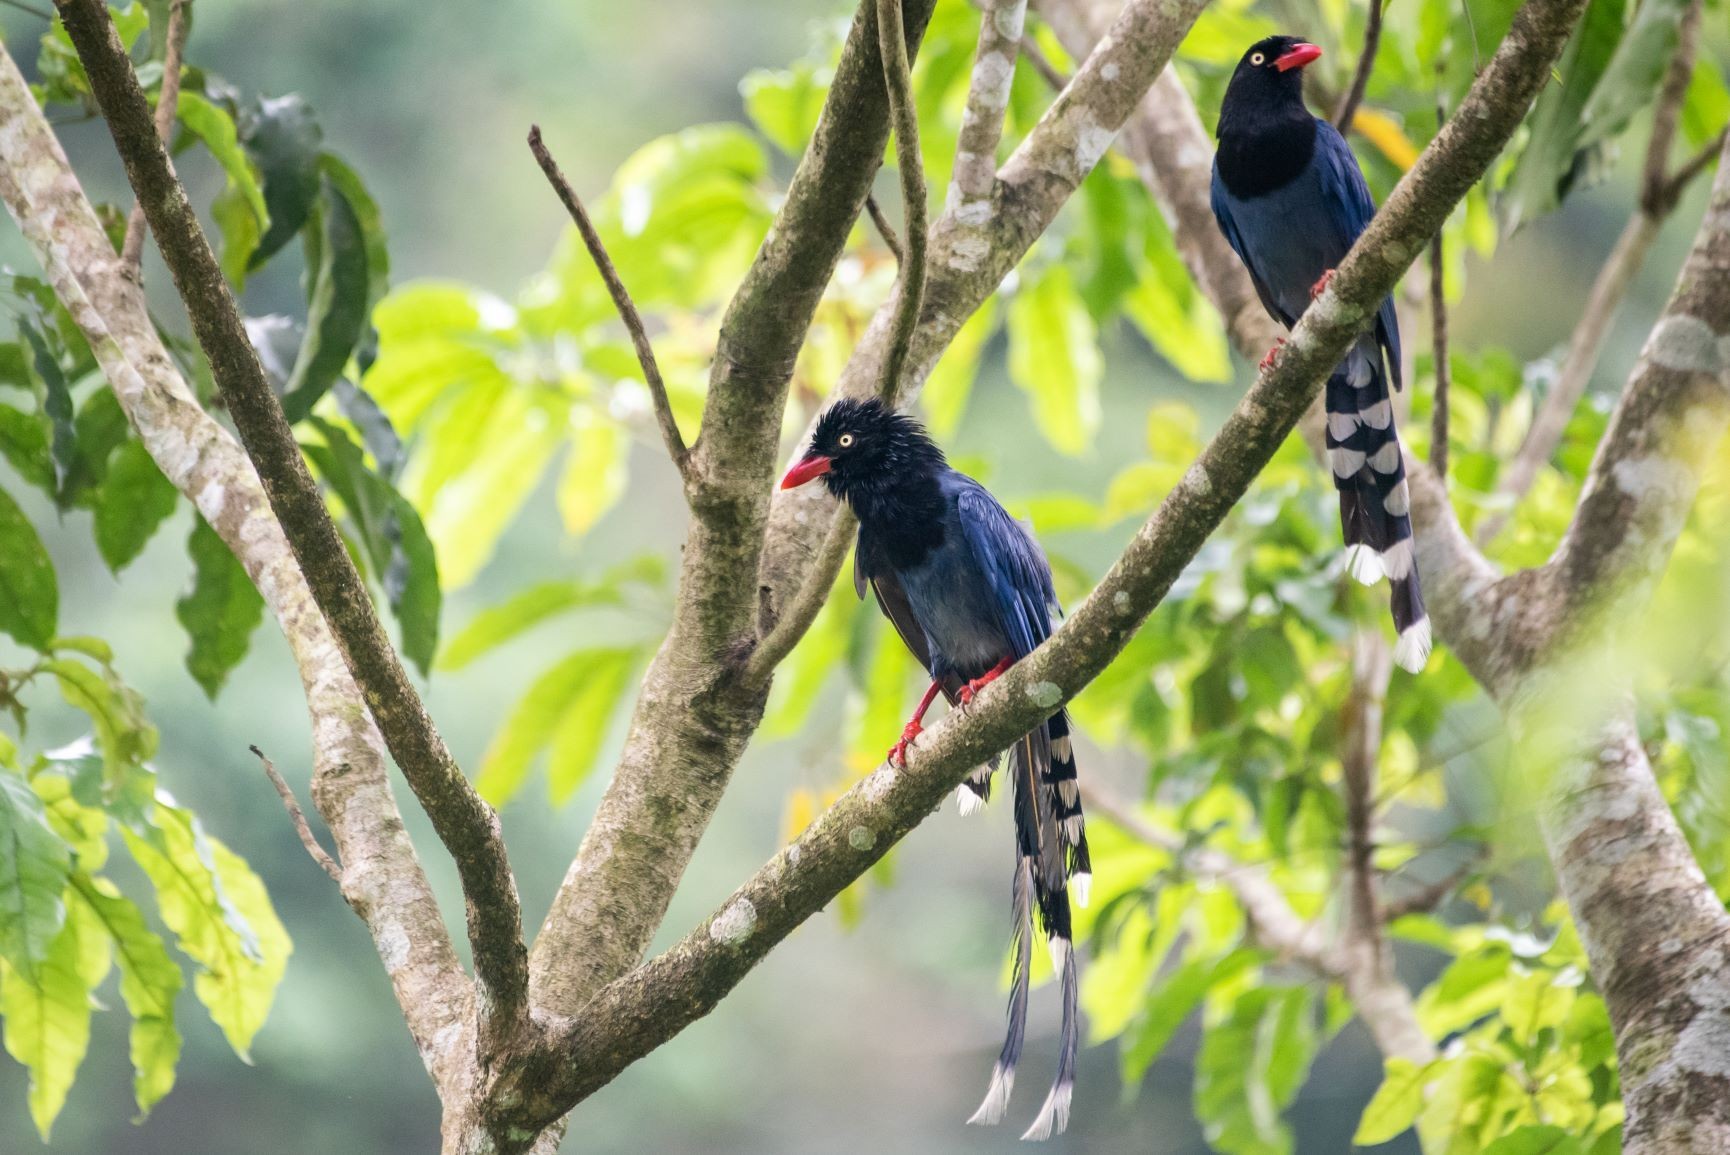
780, 453, 833, 490
1274, 42, 1322, 71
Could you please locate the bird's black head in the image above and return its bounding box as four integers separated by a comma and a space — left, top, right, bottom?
779, 397, 945, 503
1219, 36, 1322, 133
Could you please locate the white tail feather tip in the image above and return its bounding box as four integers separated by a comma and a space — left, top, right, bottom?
1071, 872, 1092, 909
1394, 618, 1433, 673
1345, 544, 1383, 585
967, 1063, 1014, 1126
956, 784, 986, 816
1048, 936, 1071, 973
1020, 1082, 1074, 1142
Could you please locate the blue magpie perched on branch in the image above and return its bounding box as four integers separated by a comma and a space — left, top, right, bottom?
781, 398, 1089, 1140
1211, 35, 1432, 672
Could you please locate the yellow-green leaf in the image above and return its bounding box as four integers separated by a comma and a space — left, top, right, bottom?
1007, 266, 1102, 457
72, 875, 183, 1116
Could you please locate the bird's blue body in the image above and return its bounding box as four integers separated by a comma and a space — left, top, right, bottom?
782, 398, 1088, 1140
1210, 35, 1431, 672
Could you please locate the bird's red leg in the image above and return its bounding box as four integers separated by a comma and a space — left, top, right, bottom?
1258, 337, 1288, 371
888, 679, 945, 768
1309, 268, 1336, 299
958, 657, 1014, 706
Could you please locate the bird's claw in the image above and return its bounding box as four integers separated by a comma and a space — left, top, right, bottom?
1258, 338, 1288, 371
1309, 268, 1336, 299
887, 720, 923, 768
957, 662, 1009, 707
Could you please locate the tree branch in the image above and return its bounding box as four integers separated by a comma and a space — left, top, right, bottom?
1639, 0, 1702, 218
252, 745, 343, 883
952, 0, 1026, 203
1428, 229, 1451, 476
1332, 0, 1386, 132
744, 507, 856, 683
489, 6, 1586, 1119
119, 0, 183, 270
527, 125, 691, 482
0, 40, 473, 1086
875, 0, 928, 399
528, 0, 943, 1016
864, 192, 904, 261
52, 0, 529, 1052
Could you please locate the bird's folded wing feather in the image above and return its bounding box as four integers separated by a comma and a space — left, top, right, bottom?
953, 483, 1058, 661
1313, 120, 1403, 388
1210, 165, 1296, 328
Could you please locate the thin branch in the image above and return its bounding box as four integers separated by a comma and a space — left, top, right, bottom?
746, 506, 857, 683
1660, 126, 1728, 207
1333, 0, 1386, 131
1018, 32, 1070, 90
119, 0, 184, 269
54, 0, 528, 1051
875, 0, 928, 400
1429, 228, 1450, 476
528, 125, 690, 480
251, 745, 343, 883
1479, 209, 1663, 543
1639, 0, 1702, 217
1381, 859, 1476, 921
864, 192, 904, 262
1340, 630, 1392, 940
952, 0, 1026, 203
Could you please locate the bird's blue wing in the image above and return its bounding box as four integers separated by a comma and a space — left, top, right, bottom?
1211, 162, 1295, 328
1314, 120, 1403, 389
952, 479, 1058, 661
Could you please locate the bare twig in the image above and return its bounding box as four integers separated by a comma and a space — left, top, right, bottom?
1340, 630, 1392, 938
864, 192, 904, 262
1333, 0, 1386, 131
1429, 228, 1450, 476
1659, 127, 1728, 207
1640, 0, 1702, 217
119, 0, 185, 269
1018, 33, 1070, 89
746, 506, 857, 683
55, 0, 528, 1051
875, 0, 928, 400
1381, 859, 1476, 920
529, 125, 690, 479
251, 745, 343, 883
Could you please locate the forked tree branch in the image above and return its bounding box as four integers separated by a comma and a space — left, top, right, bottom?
875, 0, 929, 399
53, 0, 530, 1052
487, 4, 1587, 1125
952, 0, 1026, 203
0, 40, 472, 1088
528, 125, 692, 482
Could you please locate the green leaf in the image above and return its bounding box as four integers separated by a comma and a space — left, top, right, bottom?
438, 579, 626, 671
546, 648, 638, 803
0, 485, 58, 651
0, 404, 55, 495
921, 296, 998, 440
1007, 265, 1102, 456
1484, 1126, 1586, 1155
1576, 0, 1693, 154
0, 894, 107, 1139
556, 413, 628, 535
121, 799, 289, 1060
320, 154, 390, 313
176, 91, 269, 283
176, 517, 266, 699
1121, 949, 1257, 1083
42, 660, 158, 789
71, 874, 182, 1116
1194, 985, 1318, 1155
61, 386, 130, 506
1354, 1057, 1435, 1145
742, 61, 829, 155
0, 772, 73, 982
93, 439, 179, 572
19, 319, 76, 504
242, 94, 324, 268
281, 179, 370, 423
475, 648, 637, 805
1124, 211, 1233, 384
1499, 0, 1629, 232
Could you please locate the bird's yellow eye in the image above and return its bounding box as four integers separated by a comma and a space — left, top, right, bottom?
1250, 52, 1265, 65
838, 433, 855, 448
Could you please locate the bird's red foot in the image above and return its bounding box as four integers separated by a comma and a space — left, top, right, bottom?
1309, 268, 1336, 299
957, 659, 1013, 706
1258, 338, 1288, 371
887, 720, 923, 768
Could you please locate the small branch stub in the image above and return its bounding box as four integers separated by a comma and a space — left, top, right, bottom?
251, 745, 343, 883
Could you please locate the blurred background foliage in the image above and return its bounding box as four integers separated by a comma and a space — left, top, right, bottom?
0, 0, 1726, 1151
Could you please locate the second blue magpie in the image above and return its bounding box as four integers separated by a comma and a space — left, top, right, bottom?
781, 398, 1089, 1140
1211, 35, 1431, 672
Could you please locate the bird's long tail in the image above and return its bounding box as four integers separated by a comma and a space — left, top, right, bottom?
969, 722, 1083, 1139
1325, 340, 1431, 673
